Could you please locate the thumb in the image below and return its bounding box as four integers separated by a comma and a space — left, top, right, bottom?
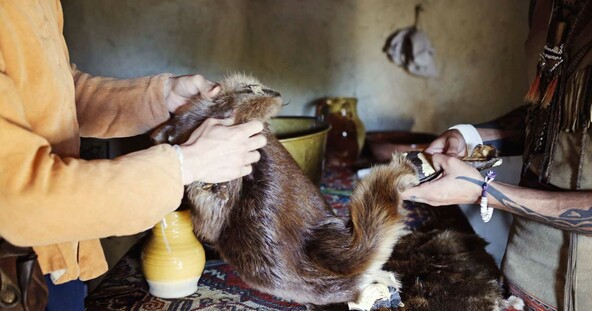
206, 83, 222, 98
423, 138, 446, 154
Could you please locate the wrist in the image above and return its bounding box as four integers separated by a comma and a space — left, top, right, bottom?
173, 145, 190, 185
449, 124, 483, 156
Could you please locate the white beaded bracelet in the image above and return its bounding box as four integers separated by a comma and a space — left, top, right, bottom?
480, 170, 496, 223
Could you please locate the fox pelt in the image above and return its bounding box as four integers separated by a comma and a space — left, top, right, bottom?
151, 73, 419, 308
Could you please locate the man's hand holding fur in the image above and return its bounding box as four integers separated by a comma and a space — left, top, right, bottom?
163, 74, 221, 113
177, 118, 266, 185
402, 153, 483, 206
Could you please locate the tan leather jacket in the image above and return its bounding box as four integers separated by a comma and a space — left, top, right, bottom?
0, 1, 184, 283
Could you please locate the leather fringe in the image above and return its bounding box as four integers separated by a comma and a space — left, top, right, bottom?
559, 67, 592, 132
563, 232, 578, 311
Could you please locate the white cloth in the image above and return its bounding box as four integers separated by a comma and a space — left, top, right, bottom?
385, 27, 438, 77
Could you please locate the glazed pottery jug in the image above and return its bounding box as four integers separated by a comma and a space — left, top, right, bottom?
141, 210, 205, 299
316, 97, 366, 167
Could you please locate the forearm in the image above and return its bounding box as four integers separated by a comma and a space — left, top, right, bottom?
458, 176, 592, 234
72, 67, 172, 138
0, 144, 184, 246
474, 105, 528, 156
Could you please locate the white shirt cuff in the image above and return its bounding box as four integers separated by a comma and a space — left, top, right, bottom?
449, 124, 483, 156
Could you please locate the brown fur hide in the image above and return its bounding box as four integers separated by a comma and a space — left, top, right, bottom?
152, 74, 417, 308
386, 230, 502, 311
152, 74, 503, 310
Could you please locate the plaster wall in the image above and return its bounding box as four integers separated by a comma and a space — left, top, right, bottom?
61, 0, 530, 134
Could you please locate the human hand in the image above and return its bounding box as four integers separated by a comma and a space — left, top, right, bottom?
424, 129, 468, 157
401, 153, 483, 206
164, 74, 221, 113
178, 118, 266, 185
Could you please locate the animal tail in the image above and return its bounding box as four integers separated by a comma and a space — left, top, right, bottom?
348, 153, 418, 274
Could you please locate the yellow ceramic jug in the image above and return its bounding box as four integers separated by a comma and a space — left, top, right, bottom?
141, 210, 205, 298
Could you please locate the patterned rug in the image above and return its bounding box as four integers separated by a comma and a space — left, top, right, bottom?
84, 167, 499, 310
86, 252, 307, 311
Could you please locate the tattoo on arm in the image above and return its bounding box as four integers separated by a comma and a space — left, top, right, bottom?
475, 105, 528, 156
457, 176, 592, 234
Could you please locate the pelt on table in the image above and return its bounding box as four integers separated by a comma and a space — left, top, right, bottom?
385, 229, 502, 311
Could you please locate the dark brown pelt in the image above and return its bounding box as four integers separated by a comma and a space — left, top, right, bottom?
385, 230, 502, 311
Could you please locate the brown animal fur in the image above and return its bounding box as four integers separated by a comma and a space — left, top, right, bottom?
386, 230, 502, 311
151, 74, 419, 307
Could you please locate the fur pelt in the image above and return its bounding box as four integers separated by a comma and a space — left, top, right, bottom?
315, 229, 504, 311
313, 229, 502, 311
385, 229, 502, 311
151, 74, 418, 308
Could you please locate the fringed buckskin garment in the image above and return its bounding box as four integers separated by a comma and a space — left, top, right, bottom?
503, 0, 592, 310
0, 1, 184, 284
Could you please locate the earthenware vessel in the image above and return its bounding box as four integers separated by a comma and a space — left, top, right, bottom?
141, 210, 205, 298
365, 131, 437, 163
269, 117, 330, 185
316, 97, 366, 167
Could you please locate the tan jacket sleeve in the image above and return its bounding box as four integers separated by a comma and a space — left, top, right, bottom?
0, 69, 184, 247
72, 67, 173, 138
